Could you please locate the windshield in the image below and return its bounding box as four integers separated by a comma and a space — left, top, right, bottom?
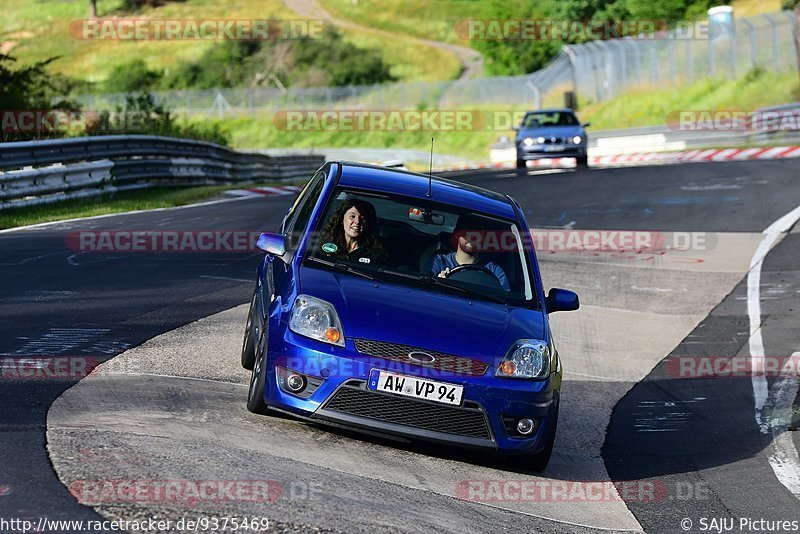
303, 189, 537, 307
521, 111, 579, 128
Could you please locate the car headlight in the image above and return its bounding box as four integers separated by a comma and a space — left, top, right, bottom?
288, 294, 344, 347
536, 136, 546, 144
496, 340, 550, 379
571, 135, 582, 144
522, 137, 534, 147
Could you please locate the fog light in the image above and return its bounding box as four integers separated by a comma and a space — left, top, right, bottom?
517, 418, 535, 435
287, 373, 305, 392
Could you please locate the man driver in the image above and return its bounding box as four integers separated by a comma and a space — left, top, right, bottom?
424, 214, 510, 292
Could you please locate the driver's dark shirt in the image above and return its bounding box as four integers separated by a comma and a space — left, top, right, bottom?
426, 252, 510, 291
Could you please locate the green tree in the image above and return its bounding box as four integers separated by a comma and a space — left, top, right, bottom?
0, 54, 78, 141
469, 0, 558, 75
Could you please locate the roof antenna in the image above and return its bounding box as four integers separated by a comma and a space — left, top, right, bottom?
427, 137, 434, 198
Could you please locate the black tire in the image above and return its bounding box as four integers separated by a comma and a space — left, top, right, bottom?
241, 292, 257, 370
576, 155, 589, 168
528, 403, 559, 472
516, 158, 526, 169
246, 330, 270, 414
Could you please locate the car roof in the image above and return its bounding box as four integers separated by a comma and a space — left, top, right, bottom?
524, 108, 575, 114
333, 162, 518, 220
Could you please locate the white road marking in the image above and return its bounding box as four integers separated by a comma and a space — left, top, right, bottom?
680, 183, 742, 191
562, 369, 618, 381
631, 285, 674, 293
0, 195, 260, 235
0, 250, 67, 266
200, 275, 253, 283
11, 328, 111, 355
526, 169, 569, 176
633, 398, 705, 432
86, 371, 249, 387
748, 204, 800, 499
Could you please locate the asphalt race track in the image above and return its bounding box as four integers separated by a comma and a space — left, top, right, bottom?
1, 159, 799, 533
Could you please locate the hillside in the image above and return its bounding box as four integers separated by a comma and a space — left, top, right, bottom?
0, 0, 462, 88
1, 0, 786, 92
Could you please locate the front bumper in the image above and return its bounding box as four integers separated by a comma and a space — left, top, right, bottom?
262, 327, 559, 453
518, 145, 586, 160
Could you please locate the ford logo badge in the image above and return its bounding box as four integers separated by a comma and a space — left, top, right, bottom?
408, 351, 435, 363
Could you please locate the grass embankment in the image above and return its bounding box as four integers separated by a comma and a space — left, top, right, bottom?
0, 185, 241, 229
216, 70, 800, 159
317, 0, 483, 45
318, 0, 785, 44
581, 70, 800, 131
0, 0, 460, 84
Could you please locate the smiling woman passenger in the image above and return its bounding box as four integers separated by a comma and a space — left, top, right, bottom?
318, 197, 387, 265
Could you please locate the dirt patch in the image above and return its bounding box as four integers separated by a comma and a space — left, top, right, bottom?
0, 41, 17, 55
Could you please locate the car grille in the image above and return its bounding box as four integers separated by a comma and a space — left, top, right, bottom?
352, 338, 489, 377
544, 137, 563, 144
323, 382, 492, 440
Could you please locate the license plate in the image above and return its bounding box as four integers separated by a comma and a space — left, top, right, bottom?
543, 145, 565, 152
367, 369, 463, 406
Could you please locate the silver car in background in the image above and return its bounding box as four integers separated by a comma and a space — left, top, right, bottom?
514, 109, 590, 169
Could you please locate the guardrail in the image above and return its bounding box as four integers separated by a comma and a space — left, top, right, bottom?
0, 135, 325, 210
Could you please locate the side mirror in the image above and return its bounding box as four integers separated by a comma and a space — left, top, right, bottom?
546, 288, 579, 313
582, 122, 591, 128
512, 125, 520, 131
256, 232, 286, 256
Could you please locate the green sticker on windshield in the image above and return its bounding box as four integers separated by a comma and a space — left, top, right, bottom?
322, 243, 338, 254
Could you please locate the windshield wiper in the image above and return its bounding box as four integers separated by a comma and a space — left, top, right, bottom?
424, 275, 506, 304
307, 256, 376, 281
377, 268, 506, 304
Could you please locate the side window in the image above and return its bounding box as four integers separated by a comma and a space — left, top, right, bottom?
285, 171, 325, 251
282, 171, 320, 233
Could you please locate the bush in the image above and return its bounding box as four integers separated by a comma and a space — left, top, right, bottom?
105, 59, 162, 93
89, 93, 231, 145
161, 40, 261, 90
119, 0, 185, 11
290, 26, 395, 86
160, 27, 395, 89
739, 66, 766, 86
0, 54, 79, 142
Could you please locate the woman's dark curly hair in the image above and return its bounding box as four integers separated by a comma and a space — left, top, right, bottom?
318, 198, 385, 259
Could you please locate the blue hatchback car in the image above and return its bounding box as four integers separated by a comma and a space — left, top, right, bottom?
242, 162, 579, 470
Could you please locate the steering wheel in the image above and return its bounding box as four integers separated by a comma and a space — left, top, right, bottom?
442, 264, 504, 292
444, 264, 495, 277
